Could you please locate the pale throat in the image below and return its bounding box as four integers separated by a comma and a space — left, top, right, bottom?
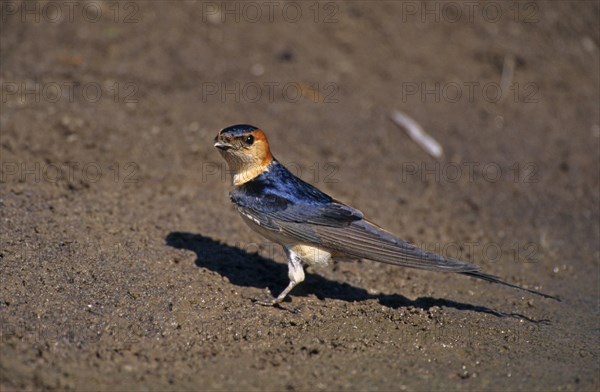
220, 151, 270, 185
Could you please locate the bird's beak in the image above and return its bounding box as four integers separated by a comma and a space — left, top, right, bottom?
214, 141, 233, 150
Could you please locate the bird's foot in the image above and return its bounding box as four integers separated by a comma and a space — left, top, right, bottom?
252, 288, 301, 313
253, 298, 301, 313
252, 288, 280, 306
253, 297, 279, 306
252, 272, 301, 310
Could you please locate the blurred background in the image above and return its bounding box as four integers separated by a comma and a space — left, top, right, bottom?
1, 1, 598, 390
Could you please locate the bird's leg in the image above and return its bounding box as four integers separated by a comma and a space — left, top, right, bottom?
256, 247, 305, 306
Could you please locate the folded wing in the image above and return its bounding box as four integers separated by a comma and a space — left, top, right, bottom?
238, 201, 479, 273
237, 196, 559, 300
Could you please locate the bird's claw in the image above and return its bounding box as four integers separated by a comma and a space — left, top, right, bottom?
253, 298, 278, 306
252, 288, 279, 306
252, 297, 302, 313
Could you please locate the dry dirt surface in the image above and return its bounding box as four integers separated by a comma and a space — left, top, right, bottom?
1, 1, 599, 391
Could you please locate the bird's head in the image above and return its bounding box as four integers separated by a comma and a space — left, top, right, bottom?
214, 124, 274, 185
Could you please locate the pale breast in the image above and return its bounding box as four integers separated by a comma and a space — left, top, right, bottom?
287, 244, 332, 266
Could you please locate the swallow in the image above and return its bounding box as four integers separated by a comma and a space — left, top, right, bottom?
214, 124, 559, 305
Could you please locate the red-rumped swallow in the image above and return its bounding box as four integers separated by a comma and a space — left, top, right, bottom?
214, 124, 558, 305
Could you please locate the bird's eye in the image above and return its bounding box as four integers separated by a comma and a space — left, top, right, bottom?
244, 135, 254, 145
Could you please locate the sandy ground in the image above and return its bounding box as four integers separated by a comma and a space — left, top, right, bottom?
1, 1, 599, 390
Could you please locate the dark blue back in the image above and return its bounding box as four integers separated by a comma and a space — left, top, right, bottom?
230, 160, 332, 213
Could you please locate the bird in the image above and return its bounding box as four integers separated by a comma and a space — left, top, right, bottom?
213, 124, 559, 306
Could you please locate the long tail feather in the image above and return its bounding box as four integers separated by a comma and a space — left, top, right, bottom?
462, 271, 560, 301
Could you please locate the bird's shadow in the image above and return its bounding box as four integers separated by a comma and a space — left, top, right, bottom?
165, 232, 549, 324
